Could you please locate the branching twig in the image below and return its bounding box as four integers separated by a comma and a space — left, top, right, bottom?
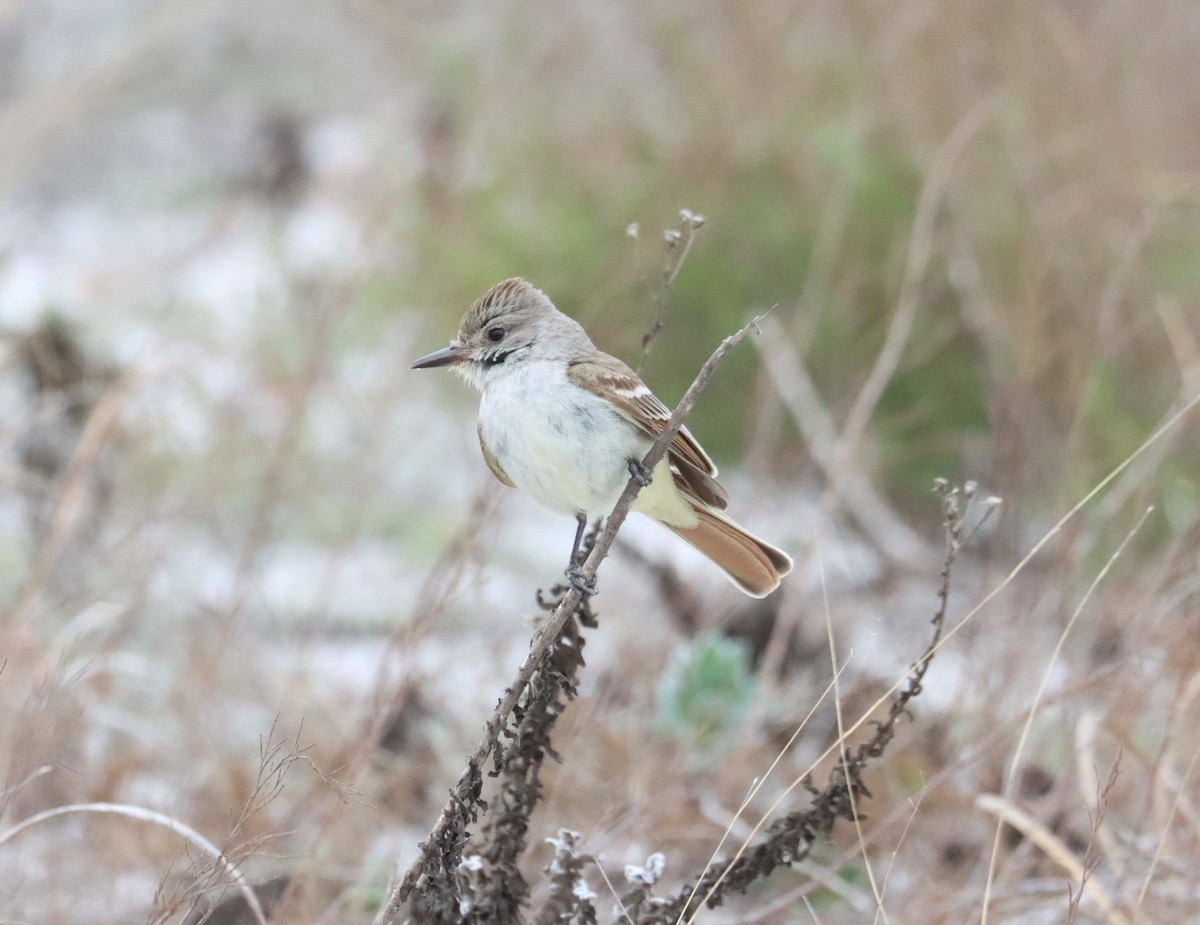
0, 803, 267, 925
649, 480, 967, 924
978, 504, 1153, 925
531, 830, 598, 925
638, 210, 704, 372
457, 538, 598, 924
753, 314, 929, 568
383, 311, 767, 923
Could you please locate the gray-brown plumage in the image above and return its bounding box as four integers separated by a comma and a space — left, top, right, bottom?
414, 279, 792, 597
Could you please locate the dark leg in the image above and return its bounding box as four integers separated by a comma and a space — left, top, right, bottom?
627, 456, 652, 487
568, 513, 587, 565
565, 513, 596, 596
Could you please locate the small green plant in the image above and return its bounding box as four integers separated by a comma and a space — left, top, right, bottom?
657, 633, 755, 747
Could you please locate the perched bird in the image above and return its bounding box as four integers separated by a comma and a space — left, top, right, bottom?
412, 278, 792, 597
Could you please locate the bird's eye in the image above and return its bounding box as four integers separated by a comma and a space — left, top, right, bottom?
486, 326, 505, 343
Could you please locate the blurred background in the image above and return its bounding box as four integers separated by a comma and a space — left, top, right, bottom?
1, 0, 1199, 921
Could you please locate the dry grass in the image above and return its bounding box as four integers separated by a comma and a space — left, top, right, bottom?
1, 0, 1199, 922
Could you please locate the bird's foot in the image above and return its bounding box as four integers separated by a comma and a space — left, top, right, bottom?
565, 563, 597, 597
627, 457, 652, 487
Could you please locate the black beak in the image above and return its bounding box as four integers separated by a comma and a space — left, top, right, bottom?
411, 345, 470, 369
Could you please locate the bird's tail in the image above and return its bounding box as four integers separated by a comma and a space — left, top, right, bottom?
663, 505, 793, 598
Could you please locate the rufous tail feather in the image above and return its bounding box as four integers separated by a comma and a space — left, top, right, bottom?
663, 505, 793, 598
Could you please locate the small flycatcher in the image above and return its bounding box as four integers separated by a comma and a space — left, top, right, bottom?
412, 278, 793, 597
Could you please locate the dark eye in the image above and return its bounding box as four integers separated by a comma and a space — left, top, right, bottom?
486, 326, 505, 343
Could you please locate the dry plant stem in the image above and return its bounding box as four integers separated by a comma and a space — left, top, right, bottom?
1132, 670, 1200, 912
975, 796, 1128, 925
163, 719, 319, 923
666, 387, 1200, 925
752, 315, 928, 567
756, 99, 995, 686
663, 483, 961, 925
638, 211, 703, 371
1073, 712, 1123, 871
6, 363, 140, 629
749, 392, 1195, 916
872, 789, 926, 924
0, 802, 267, 925
359, 486, 501, 755
740, 382, 1200, 831
816, 99, 994, 517
669, 664, 852, 925
296, 324, 426, 628
1136, 740, 1200, 915
474, 590, 596, 925
1092, 296, 1200, 525
920, 389, 1200, 683
823, 557, 889, 922
385, 312, 767, 923
1065, 194, 1198, 518
532, 830, 598, 925
792, 110, 862, 323
268, 346, 498, 847
978, 506, 1153, 925
1067, 756, 1124, 925
227, 297, 342, 621
771, 662, 1132, 915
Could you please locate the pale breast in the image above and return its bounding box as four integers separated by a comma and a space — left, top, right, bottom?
478, 362, 650, 517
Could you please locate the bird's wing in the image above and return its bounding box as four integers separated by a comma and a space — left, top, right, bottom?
567, 352, 729, 510
477, 420, 515, 488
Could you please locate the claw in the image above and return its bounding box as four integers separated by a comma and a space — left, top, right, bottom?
627, 457, 652, 487
566, 563, 597, 597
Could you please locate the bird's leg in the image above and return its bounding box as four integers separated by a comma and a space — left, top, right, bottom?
627, 456, 652, 487
565, 513, 596, 596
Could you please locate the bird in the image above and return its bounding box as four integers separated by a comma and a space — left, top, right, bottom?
411, 278, 793, 597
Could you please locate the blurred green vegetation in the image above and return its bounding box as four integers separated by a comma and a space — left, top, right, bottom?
390, 5, 1200, 540
11, 0, 1196, 558
408, 119, 945, 469
657, 633, 754, 747
4, 4, 1200, 921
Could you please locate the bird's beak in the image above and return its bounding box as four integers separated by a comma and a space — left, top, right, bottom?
411, 344, 470, 370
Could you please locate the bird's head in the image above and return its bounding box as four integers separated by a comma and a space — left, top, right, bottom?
411, 278, 591, 390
